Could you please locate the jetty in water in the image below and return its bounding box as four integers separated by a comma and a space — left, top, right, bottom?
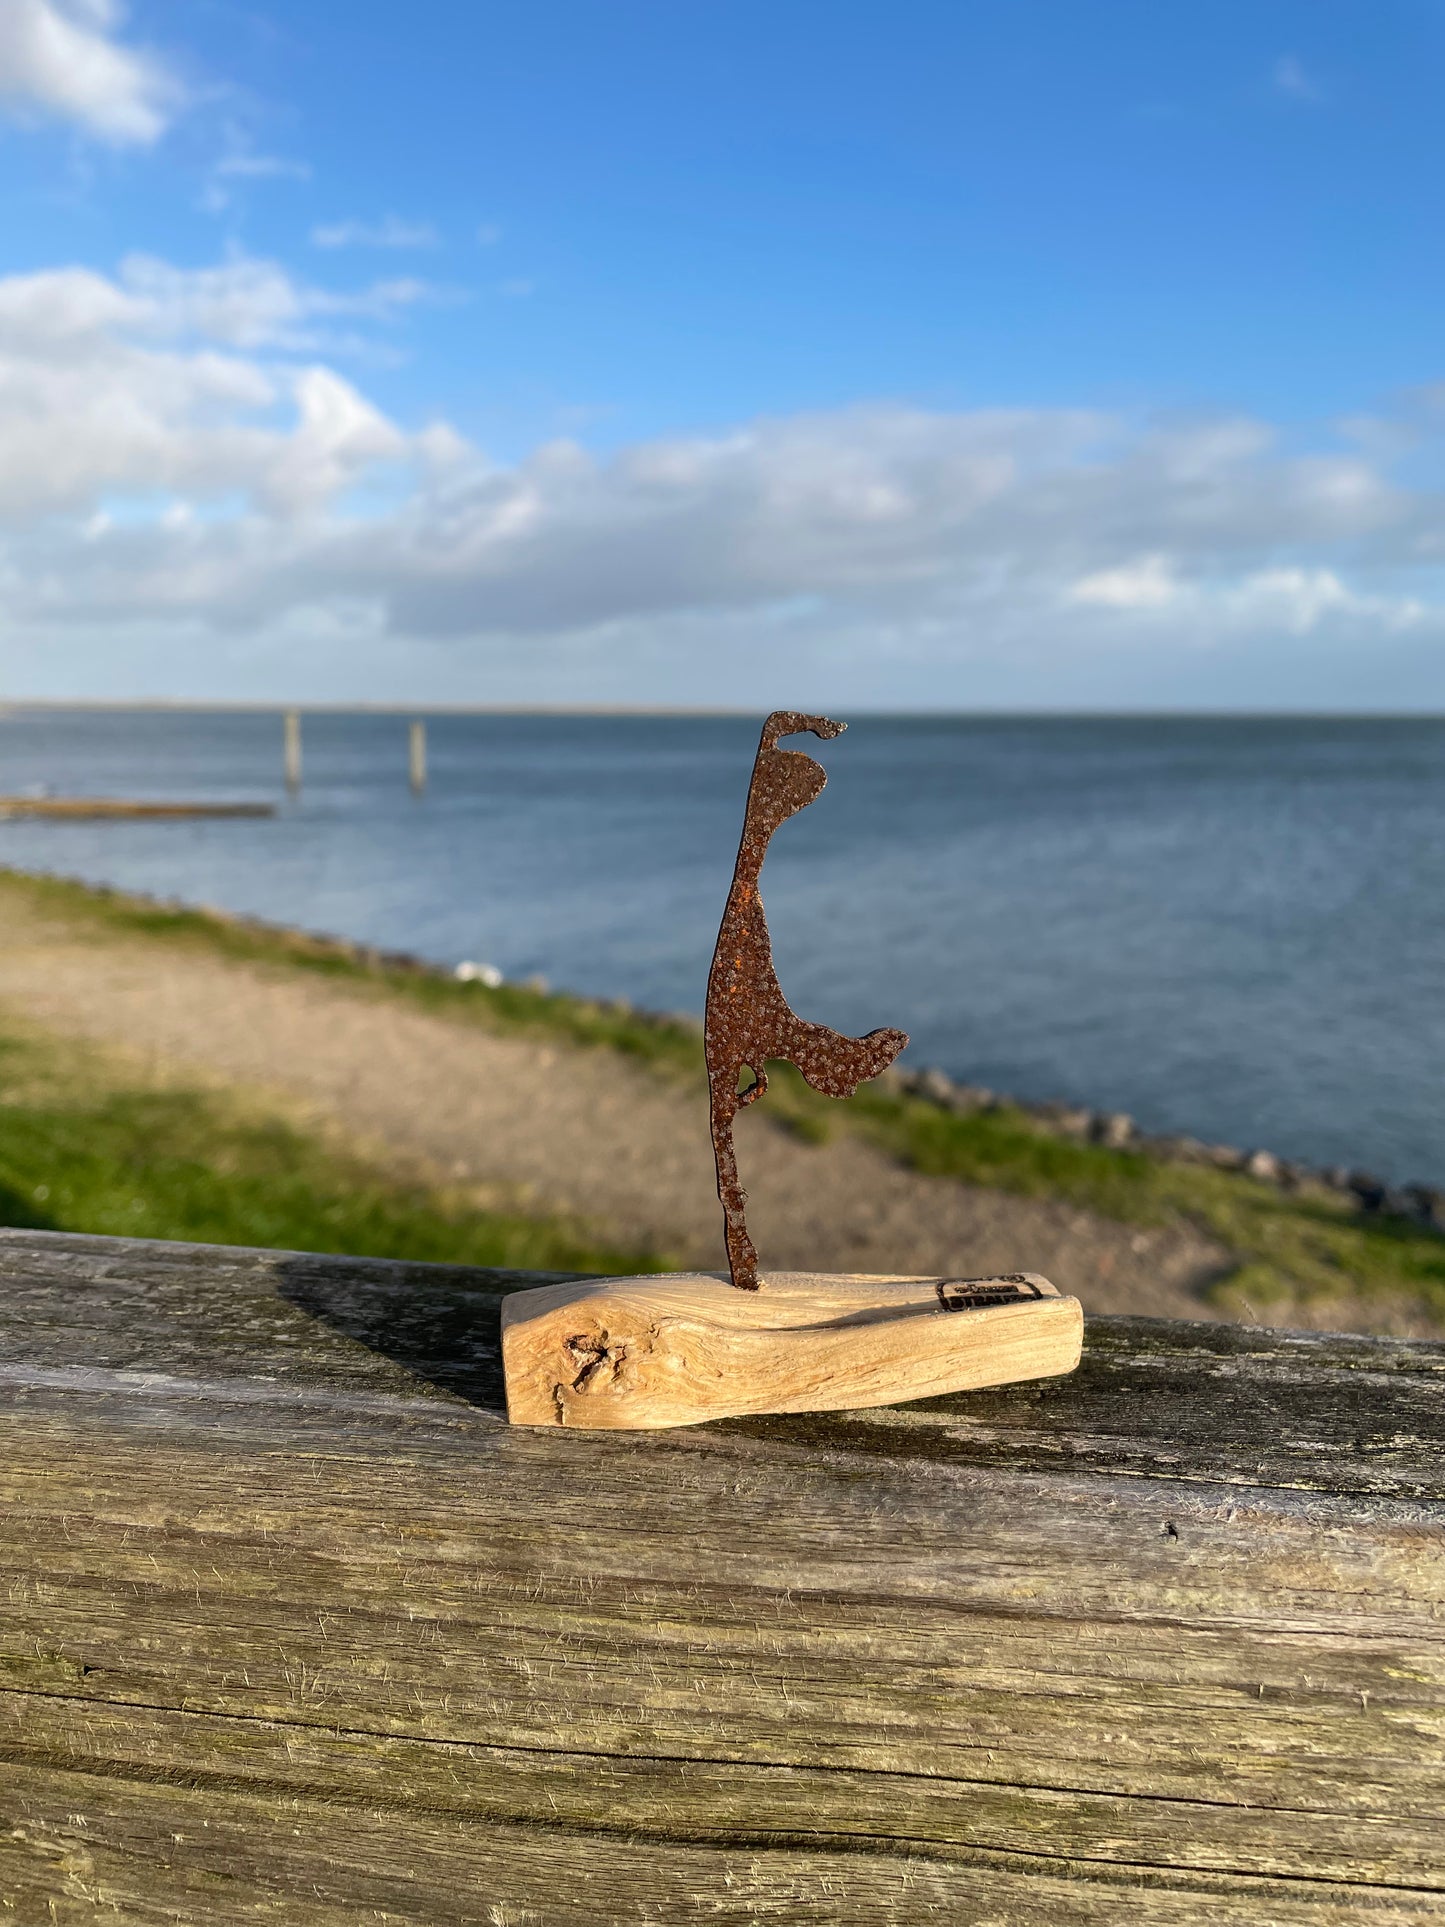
0, 797, 274, 819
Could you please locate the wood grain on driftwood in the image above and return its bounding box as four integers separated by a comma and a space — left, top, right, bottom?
501, 1270, 1083, 1427
0, 1228, 1441, 1924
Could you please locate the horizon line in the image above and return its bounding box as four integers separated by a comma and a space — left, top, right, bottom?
3, 700, 1445, 722
0, 699, 759, 716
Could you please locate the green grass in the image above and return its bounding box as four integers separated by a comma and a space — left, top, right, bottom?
5, 863, 1445, 1326
687, 1034, 1445, 1326
843, 1077, 1445, 1324
0, 1025, 661, 1275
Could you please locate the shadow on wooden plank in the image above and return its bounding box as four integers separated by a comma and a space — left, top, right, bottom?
272, 1252, 571, 1418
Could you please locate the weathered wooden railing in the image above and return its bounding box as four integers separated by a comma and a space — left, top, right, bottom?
0, 1228, 1441, 1923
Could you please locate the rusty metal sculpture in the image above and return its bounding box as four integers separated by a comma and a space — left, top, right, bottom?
500, 708, 1084, 1428
705, 711, 910, 1290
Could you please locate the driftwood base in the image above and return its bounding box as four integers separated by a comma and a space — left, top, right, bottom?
502, 1269, 1083, 1428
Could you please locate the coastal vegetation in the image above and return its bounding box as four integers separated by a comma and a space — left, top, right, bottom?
0, 1012, 659, 1277
2, 864, 1443, 1332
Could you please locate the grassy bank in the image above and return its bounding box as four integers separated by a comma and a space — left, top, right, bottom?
0, 1016, 661, 1275
4, 865, 1444, 1329
852, 1086, 1445, 1326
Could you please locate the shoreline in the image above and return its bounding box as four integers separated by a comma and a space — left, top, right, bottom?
13, 861, 1436, 1240
3, 861, 1444, 1334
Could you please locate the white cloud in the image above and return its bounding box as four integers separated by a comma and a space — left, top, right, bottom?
1274, 54, 1324, 102
1, 248, 1445, 704
112, 252, 433, 350
1069, 555, 1177, 609
0, 0, 176, 143
1070, 559, 1423, 643
263, 367, 405, 515
201, 141, 312, 215
0, 254, 424, 527
1223, 567, 1422, 635
312, 217, 440, 251
476, 223, 503, 247
217, 152, 311, 183
0, 262, 144, 341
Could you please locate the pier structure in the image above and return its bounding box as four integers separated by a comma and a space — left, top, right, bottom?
283, 708, 303, 792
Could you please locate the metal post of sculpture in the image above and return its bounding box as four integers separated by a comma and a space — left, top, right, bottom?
704, 711, 910, 1290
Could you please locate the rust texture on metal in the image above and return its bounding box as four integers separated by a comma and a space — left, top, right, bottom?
705, 711, 909, 1290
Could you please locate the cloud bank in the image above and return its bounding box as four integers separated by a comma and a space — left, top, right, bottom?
1, 251, 1442, 704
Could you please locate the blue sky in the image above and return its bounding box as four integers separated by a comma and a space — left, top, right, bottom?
1, 1, 1443, 706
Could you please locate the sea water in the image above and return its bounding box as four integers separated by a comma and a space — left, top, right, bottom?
1, 707, 1441, 1184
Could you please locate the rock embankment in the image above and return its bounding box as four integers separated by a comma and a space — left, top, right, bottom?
881, 1064, 1445, 1234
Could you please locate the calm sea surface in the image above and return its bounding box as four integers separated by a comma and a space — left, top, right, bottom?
1, 709, 1442, 1184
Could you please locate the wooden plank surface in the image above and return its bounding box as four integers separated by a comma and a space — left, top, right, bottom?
0, 1228, 1441, 1923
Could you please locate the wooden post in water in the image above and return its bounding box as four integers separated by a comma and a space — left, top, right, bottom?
409, 717, 427, 796
283, 709, 302, 794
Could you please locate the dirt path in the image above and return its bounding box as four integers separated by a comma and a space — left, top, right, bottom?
0, 886, 1232, 1316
